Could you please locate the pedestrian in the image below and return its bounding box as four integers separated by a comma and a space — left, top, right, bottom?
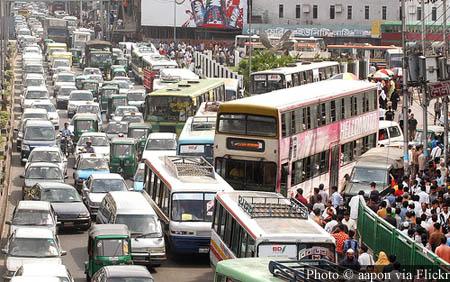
382, 254, 397, 273
435, 99, 442, 125
331, 225, 349, 261
295, 188, 308, 206
429, 222, 444, 251
312, 194, 325, 213
330, 186, 343, 208
390, 89, 400, 111
374, 251, 390, 273
324, 215, 338, 233
318, 183, 329, 204
369, 182, 380, 203
377, 201, 388, 218
342, 211, 357, 231
340, 249, 361, 271
435, 235, 450, 263
309, 188, 320, 209
358, 244, 375, 271
385, 207, 397, 227
343, 230, 359, 256
385, 106, 395, 121
349, 190, 365, 220
408, 114, 418, 142
417, 186, 430, 205
379, 88, 387, 109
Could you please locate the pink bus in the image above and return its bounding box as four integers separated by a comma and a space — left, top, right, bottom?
214, 79, 379, 197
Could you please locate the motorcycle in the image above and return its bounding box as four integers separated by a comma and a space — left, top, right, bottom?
60, 135, 74, 157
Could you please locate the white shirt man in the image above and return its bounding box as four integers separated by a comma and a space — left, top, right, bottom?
324, 219, 338, 233
349, 192, 364, 220
342, 217, 357, 231
417, 188, 430, 205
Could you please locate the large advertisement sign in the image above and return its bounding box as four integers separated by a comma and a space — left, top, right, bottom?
141, 0, 247, 29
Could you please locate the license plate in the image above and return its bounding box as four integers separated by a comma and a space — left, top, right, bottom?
198, 248, 209, 254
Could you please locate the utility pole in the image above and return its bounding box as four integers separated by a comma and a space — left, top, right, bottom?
173, 0, 177, 45
401, 0, 409, 173
421, 0, 425, 53
444, 0, 449, 165
421, 0, 428, 158
79, 0, 83, 26
248, 0, 252, 90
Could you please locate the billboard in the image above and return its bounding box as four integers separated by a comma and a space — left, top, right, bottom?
141, 0, 247, 30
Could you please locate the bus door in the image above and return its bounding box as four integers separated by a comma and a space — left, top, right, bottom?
329, 144, 339, 189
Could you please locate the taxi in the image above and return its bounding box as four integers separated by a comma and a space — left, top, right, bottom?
73, 153, 110, 190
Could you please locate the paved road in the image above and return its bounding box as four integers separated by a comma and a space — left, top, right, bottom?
0, 54, 213, 281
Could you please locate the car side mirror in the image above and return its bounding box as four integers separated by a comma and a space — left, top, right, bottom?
5, 220, 11, 225
61, 250, 67, 256
20, 175, 25, 178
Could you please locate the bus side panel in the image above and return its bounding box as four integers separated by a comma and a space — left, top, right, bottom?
210, 230, 236, 267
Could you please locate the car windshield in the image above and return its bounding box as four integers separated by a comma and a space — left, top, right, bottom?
26, 78, 44, 87
171, 193, 215, 222
54, 61, 70, 68
107, 123, 128, 134
112, 144, 134, 155
34, 104, 56, 113
79, 158, 109, 170
146, 138, 176, 150
71, 92, 93, 101
12, 209, 54, 226
128, 92, 144, 101
129, 129, 148, 139
8, 238, 59, 258
84, 69, 102, 76
115, 107, 138, 116
91, 179, 127, 193
82, 82, 98, 90
116, 81, 130, 89
25, 65, 43, 73
41, 188, 82, 203
26, 90, 47, 99
79, 136, 109, 146
24, 127, 55, 141
96, 239, 129, 257
29, 151, 61, 163
26, 166, 62, 179
23, 113, 47, 119
60, 87, 76, 96
122, 115, 143, 123
116, 214, 161, 238
352, 167, 388, 186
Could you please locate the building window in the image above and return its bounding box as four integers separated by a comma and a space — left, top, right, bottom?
365, 6, 369, 20
347, 5, 352, 20
330, 5, 335, 19
279, 4, 284, 18
382, 6, 387, 20
432, 7, 437, 21
296, 5, 301, 18
417, 7, 422, 21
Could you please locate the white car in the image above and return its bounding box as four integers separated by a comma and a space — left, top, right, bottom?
13, 263, 73, 281
7, 201, 58, 235
23, 46, 42, 56
56, 85, 77, 109
82, 67, 102, 76
67, 90, 94, 118
31, 100, 59, 129
25, 146, 67, 176
75, 132, 110, 159
126, 89, 145, 110
112, 78, 134, 94
75, 101, 102, 127
112, 106, 139, 122
142, 132, 177, 160
2, 227, 66, 280
23, 73, 46, 91
53, 72, 76, 97
21, 86, 49, 108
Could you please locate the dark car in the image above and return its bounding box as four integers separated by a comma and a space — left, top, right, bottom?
29, 182, 91, 230
92, 265, 154, 282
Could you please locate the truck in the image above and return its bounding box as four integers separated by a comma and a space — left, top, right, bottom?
84, 40, 113, 77
44, 17, 69, 45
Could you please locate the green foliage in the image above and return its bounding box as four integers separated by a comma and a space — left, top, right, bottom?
0, 111, 9, 128
237, 50, 295, 95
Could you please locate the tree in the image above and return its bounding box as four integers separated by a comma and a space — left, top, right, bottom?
237, 50, 295, 95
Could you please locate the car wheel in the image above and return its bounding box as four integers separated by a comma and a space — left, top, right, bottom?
86, 274, 91, 282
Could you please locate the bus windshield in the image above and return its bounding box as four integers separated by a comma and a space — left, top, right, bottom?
179, 144, 213, 162
147, 96, 194, 122
171, 193, 215, 222
251, 74, 285, 94
218, 114, 276, 137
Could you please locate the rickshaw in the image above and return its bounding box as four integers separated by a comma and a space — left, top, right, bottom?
127, 123, 152, 158
107, 94, 128, 120
84, 224, 132, 280
76, 75, 89, 89
70, 48, 83, 66
81, 79, 100, 99
72, 113, 99, 142
110, 137, 138, 178
111, 65, 127, 79
99, 84, 120, 112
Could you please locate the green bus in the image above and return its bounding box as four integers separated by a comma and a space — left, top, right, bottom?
144, 79, 227, 135
214, 258, 283, 282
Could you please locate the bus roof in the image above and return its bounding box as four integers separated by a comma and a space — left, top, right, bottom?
149, 79, 225, 98
178, 116, 215, 145
219, 80, 376, 117
215, 258, 283, 282
251, 61, 339, 76
216, 191, 334, 242
85, 40, 112, 47
143, 56, 178, 67
144, 155, 234, 193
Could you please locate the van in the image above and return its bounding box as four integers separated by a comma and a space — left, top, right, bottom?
343, 147, 404, 199
20, 119, 57, 163
96, 191, 166, 266
378, 120, 404, 147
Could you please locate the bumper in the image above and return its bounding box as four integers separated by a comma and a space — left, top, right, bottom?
59, 217, 91, 229
131, 252, 166, 265
169, 235, 210, 254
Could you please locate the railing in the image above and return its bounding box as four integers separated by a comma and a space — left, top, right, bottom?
357, 197, 450, 272
193, 51, 243, 86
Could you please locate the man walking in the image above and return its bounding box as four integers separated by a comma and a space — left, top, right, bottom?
408, 114, 418, 141
434, 99, 442, 125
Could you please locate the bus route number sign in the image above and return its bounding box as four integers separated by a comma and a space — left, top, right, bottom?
226, 138, 265, 152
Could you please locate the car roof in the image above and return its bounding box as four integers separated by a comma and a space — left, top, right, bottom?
23, 119, 53, 127
23, 108, 48, 114
148, 132, 177, 139
11, 277, 62, 282
60, 85, 77, 89
31, 100, 53, 105
108, 191, 156, 215
17, 200, 51, 210
25, 86, 47, 91
70, 90, 92, 95
90, 173, 124, 180
103, 265, 153, 278
21, 263, 68, 276
25, 73, 44, 78
56, 72, 75, 76
14, 227, 55, 239
80, 132, 107, 138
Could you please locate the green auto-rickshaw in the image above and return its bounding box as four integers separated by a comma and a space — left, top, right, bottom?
110, 136, 138, 178
84, 224, 132, 280
127, 122, 152, 158
81, 79, 100, 100
111, 65, 127, 79
107, 94, 128, 120
99, 85, 120, 112
70, 48, 83, 66
76, 75, 89, 89
72, 113, 99, 142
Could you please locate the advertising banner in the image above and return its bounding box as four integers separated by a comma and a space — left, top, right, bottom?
141, 0, 247, 30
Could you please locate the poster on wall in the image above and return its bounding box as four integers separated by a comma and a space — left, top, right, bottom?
141, 0, 247, 29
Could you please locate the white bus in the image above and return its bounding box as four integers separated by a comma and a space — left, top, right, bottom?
210, 191, 336, 267
130, 44, 158, 83
153, 68, 199, 92
214, 80, 379, 198
250, 61, 340, 95
143, 155, 234, 254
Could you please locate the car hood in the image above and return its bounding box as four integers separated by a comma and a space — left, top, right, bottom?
142, 150, 176, 160
76, 169, 110, 180
54, 82, 75, 88
25, 178, 64, 187
88, 193, 107, 204
24, 99, 45, 107
6, 257, 62, 272
131, 236, 165, 249
52, 201, 88, 215
344, 182, 373, 197
23, 140, 57, 148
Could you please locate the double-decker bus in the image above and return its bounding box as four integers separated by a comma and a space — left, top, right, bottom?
144, 79, 227, 135
214, 80, 379, 197
177, 102, 221, 164
210, 191, 336, 266
142, 56, 179, 92
130, 44, 158, 83
250, 61, 340, 95
143, 155, 234, 254
328, 44, 401, 69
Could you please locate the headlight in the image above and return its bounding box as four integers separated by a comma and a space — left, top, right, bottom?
78, 212, 90, 218
22, 144, 30, 151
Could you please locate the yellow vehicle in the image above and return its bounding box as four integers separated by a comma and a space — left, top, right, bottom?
46, 42, 67, 61
18, 9, 31, 18
50, 51, 73, 67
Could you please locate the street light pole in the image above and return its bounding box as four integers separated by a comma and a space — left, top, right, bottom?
173, 0, 177, 44
248, 0, 252, 89
401, 0, 409, 173
443, 0, 449, 165
79, 0, 82, 26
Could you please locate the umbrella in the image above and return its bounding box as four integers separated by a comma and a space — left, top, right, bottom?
391, 67, 402, 77
373, 70, 391, 80
378, 68, 395, 77
330, 72, 358, 80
